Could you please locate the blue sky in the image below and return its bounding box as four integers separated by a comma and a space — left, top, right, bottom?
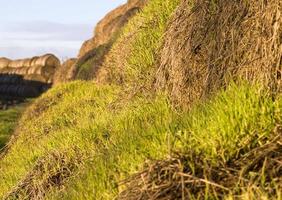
0, 0, 126, 60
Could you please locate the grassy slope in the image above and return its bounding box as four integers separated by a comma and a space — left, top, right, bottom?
0, 0, 280, 199
0, 82, 280, 199
0, 104, 27, 149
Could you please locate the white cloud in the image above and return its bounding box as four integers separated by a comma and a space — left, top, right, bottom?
0, 21, 92, 59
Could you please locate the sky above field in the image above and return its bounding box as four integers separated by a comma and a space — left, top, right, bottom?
0, 0, 126, 60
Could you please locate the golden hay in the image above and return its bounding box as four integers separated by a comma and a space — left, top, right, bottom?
53, 58, 77, 85
6, 54, 60, 69
24, 74, 48, 83
0, 54, 60, 84
8, 59, 26, 68
30, 56, 39, 66
78, 0, 147, 58
33, 54, 60, 67
156, 0, 282, 108
0, 57, 11, 69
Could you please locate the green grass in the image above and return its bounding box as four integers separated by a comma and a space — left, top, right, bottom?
0, 81, 280, 199
104, 0, 180, 87
0, 104, 27, 149
176, 83, 280, 162
0, 0, 280, 198
75, 44, 110, 80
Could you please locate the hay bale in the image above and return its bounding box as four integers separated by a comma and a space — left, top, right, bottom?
33, 54, 60, 67
24, 74, 48, 83
30, 56, 39, 66
78, 0, 147, 58
22, 58, 33, 67
8, 59, 26, 68
53, 58, 77, 85
5, 54, 60, 69
0, 57, 11, 69
156, 0, 282, 108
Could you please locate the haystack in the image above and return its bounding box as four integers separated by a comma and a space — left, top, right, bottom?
0, 54, 60, 85
53, 58, 77, 85
78, 0, 147, 59
8, 59, 27, 68
0, 57, 11, 69
33, 54, 60, 67
156, 0, 282, 108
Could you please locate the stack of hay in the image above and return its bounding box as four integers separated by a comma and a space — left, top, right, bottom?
0, 54, 60, 98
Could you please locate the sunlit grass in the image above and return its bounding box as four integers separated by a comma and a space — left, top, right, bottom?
0, 81, 280, 199
0, 103, 27, 149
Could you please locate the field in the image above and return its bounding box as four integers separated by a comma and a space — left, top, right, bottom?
0, 103, 28, 149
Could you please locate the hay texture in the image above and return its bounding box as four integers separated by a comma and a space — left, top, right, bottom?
156, 0, 282, 108
119, 134, 282, 199
0, 54, 60, 83
0, 58, 11, 69
4, 151, 81, 200
78, 0, 147, 59
53, 58, 77, 85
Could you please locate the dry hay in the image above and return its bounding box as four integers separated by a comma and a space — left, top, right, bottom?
0, 54, 60, 85
0, 66, 54, 83
0, 57, 11, 69
4, 150, 82, 200
30, 56, 39, 66
53, 58, 77, 85
78, 0, 147, 59
7, 54, 60, 69
156, 0, 282, 108
33, 54, 60, 68
119, 130, 282, 199
26, 65, 56, 79
24, 74, 48, 83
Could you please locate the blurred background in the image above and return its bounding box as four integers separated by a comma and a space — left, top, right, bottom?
0, 0, 126, 59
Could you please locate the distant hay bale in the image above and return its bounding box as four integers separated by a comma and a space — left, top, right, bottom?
22, 58, 33, 67
0, 57, 11, 69
24, 74, 48, 83
33, 54, 60, 67
26, 65, 56, 79
156, 0, 282, 108
0, 54, 60, 86
78, 0, 147, 59
8, 59, 26, 68
6, 54, 60, 69
30, 56, 39, 66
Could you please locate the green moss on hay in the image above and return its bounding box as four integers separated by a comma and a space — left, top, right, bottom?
102, 0, 180, 87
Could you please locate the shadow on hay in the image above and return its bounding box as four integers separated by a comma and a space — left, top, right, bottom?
0, 74, 51, 100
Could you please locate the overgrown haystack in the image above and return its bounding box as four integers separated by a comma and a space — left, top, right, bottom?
53, 58, 77, 85
68, 0, 147, 81
119, 133, 282, 199
96, 0, 180, 86
73, 44, 111, 80
156, 0, 282, 108
78, 0, 147, 59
